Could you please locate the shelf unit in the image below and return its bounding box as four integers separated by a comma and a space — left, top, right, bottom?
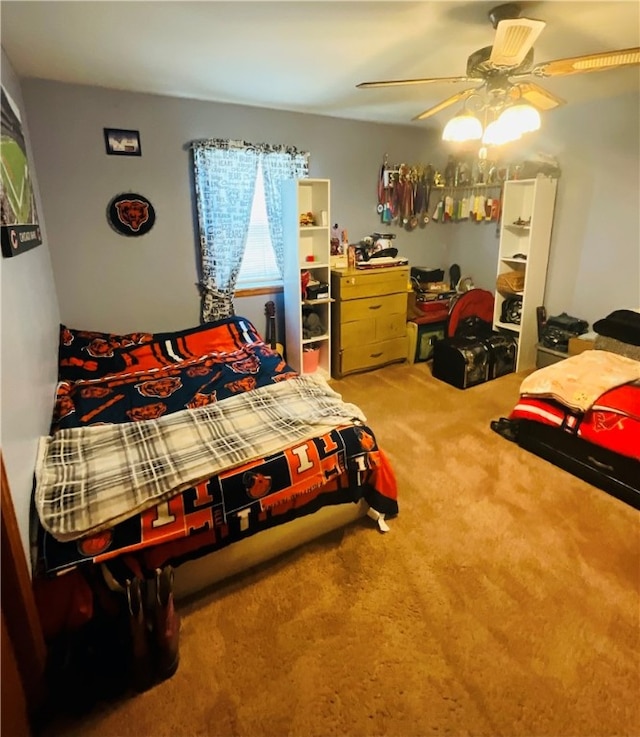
493, 175, 558, 371
282, 178, 332, 379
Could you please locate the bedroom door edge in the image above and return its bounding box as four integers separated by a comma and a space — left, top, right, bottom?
1, 452, 48, 730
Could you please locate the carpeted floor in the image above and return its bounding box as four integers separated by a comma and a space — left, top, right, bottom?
40, 362, 639, 737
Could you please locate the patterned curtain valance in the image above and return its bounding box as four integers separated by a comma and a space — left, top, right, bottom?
190, 138, 309, 162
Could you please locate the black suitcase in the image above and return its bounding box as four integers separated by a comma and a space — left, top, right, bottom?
485, 334, 518, 379
432, 337, 490, 389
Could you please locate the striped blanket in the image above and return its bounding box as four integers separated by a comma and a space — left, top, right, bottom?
36, 374, 366, 542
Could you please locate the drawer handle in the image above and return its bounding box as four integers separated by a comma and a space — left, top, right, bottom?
370, 352, 383, 358
368, 304, 382, 310
587, 455, 614, 472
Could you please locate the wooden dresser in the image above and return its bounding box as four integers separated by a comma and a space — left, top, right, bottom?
330, 265, 409, 378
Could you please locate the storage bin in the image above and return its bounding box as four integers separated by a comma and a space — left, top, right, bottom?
302, 347, 320, 373
407, 321, 446, 363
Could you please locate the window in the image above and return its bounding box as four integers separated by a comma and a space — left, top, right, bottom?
192, 138, 309, 322
235, 161, 281, 290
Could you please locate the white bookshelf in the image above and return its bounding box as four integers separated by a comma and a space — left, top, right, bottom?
282, 178, 332, 379
492, 175, 558, 371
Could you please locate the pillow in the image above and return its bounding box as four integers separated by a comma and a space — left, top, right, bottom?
58, 317, 263, 381
58, 325, 155, 382
117, 316, 263, 372
592, 310, 640, 347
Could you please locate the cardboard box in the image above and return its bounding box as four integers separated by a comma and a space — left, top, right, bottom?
568, 336, 595, 356
536, 344, 567, 368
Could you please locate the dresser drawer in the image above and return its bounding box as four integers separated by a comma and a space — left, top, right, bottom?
340, 336, 408, 375
340, 313, 407, 348
341, 292, 407, 323
332, 267, 409, 300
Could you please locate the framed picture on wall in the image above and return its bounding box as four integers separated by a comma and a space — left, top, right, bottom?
1, 85, 43, 258
104, 128, 141, 156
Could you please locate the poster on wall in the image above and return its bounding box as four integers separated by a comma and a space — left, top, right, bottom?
1, 85, 42, 258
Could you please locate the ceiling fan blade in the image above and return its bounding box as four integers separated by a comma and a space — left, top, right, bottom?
531, 47, 640, 77
356, 75, 471, 89
489, 18, 546, 68
510, 82, 565, 111
412, 87, 480, 121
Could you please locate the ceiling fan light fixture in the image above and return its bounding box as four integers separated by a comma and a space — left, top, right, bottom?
442, 111, 483, 142
355, 5, 640, 130
482, 118, 521, 146
497, 102, 541, 134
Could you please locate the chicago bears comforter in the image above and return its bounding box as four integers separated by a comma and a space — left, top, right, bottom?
33, 316, 398, 577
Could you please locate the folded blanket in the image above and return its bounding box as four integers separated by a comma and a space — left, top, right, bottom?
519, 350, 640, 412
36, 375, 366, 542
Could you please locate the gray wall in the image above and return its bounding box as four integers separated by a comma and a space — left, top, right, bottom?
1, 50, 60, 565
542, 92, 640, 320
20, 79, 442, 337
22, 78, 638, 334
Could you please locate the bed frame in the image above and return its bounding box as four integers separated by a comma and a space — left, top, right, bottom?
173, 500, 368, 600
517, 419, 640, 510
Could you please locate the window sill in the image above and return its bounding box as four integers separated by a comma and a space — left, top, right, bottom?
235, 285, 283, 298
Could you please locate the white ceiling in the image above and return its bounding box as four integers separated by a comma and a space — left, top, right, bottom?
2, 1, 639, 128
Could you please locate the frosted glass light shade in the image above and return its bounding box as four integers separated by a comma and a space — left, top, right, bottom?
482, 119, 522, 146
498, 104, 541, 134
442, 113, 483, 142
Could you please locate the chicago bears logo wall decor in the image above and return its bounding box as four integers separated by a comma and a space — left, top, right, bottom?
107, 192, 156, 237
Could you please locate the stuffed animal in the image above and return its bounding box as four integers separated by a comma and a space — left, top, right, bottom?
302, 310, 324, 339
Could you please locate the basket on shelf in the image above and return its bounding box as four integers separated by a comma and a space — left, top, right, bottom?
496, 270, 525, 294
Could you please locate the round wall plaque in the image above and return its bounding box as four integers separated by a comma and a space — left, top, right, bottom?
107, 192, 156, 236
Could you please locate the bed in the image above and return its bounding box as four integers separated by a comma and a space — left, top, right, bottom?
492, 309, 640, 510
32, 316, 399, 640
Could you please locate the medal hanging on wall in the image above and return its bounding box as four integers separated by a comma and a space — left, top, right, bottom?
376, 158, 438, 228
378, 155, 397, 225
413, 173, 425, 227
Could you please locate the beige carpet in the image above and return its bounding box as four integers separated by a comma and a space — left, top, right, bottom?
41, 363, 639, 737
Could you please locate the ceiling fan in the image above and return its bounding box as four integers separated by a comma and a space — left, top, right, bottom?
357, 2, 640, 122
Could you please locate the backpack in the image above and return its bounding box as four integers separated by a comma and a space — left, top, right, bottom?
447, 289, 495, 338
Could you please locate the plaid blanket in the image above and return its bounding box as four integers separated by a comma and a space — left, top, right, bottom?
36, 375, 366, 542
